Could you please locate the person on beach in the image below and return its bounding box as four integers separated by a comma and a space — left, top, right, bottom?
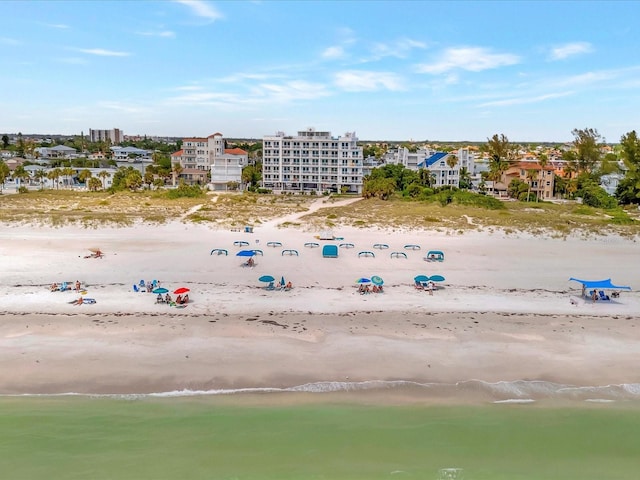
75, 280, 81, 292
74, 296, 84, 306
50, 282, 58, 292
591, 290, 598, 303
165, 293, 172, 303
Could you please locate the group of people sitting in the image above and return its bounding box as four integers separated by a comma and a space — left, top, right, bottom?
243, 257, 255, 267
359, 284, 383, 294
274, 281, 293, 291
155, 293, 189, 305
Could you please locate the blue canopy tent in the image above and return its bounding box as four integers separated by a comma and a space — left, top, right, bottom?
569, 278, 631, 291
322, 244, 338, 258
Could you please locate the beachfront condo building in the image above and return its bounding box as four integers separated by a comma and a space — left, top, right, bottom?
262, 128, 364, 194
173, 133, 248, 188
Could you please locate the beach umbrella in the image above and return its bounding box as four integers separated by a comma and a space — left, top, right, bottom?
280, 276, 286, 286
152, 287, 169, 294
429, 275, 446, 282
236, 250, 256, 257
371, 275, 384, 286
173, 287, 190, 294
414, 275, 429, 283
356, 277, 371, 284
259, 275, 275, 283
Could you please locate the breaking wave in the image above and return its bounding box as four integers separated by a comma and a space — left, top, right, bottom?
6, 379, 640, 403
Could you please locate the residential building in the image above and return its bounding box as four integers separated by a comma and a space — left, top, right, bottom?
89, 128, 123, 144
210, 147, 248, 191
262, 128, 364, 194
498, 162, 555, 200
171, 132, 245, 187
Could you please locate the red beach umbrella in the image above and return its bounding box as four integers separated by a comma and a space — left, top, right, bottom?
173, 287, 190, 294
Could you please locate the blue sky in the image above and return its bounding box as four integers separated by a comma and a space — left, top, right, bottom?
2, 1, 639, 142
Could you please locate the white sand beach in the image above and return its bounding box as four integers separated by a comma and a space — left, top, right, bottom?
1, 200, 639, 397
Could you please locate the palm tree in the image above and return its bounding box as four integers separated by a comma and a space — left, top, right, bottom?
33, 169, 46, 190
47, 168, 62, 190
97, 170, 109, 190
172, 163, 183, 187
61, 166, 75, 188
525, 168, 538, 202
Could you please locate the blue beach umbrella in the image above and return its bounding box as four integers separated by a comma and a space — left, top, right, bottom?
280, 276, 286, 286
429, 275, 446, 282
371, 275, 384, 286
259, 275, 275, 283
152, 287, 169, 294
356, 277, 371, 284
414, 275, 429, 283
236, 250, 256, 257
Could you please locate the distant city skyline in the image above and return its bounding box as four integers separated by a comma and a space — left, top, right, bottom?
2, 1, 639, 143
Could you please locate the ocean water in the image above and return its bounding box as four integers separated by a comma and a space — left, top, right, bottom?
2, 382, 640, 480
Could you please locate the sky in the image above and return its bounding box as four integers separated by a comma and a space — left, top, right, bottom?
2, 0, 640, 142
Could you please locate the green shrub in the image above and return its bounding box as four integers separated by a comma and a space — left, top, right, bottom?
18, 186, 28, 194
165, 184, 204, 199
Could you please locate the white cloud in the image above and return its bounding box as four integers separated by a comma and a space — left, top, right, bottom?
416, 47, 520, 74
46, 23, 70, 29
78, 48, 131, 57
136, 30, 176, 38
549, 42, 593, 60
477, 91, 573, 107
369, 37, 427, 60
334, 70, 404, 92
322, 46, 345, 59
175, 0, 223, 21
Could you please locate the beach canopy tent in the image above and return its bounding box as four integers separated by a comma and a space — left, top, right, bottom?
425, 250, 445, 262
267, 241, 282, 248
252, 249, 264, 256
569, 278, 631, 291
234, 240, 250, 247
210, 248, 228, 256
304, 242, 320, 248
282, 249, 299, 256
404, 244, 421, 250
391, 252, 407, 259
339, 243, 355, 249
236, 250, 256, 257
373, 243, 389, 249
358, 251, 375, 258
322, 244, 338, 258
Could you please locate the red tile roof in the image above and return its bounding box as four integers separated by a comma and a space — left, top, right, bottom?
172, 150, 183, 156
208, 132, 223, 138
224, 148, 247, 155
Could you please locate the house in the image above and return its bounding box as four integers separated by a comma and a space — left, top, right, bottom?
498, 162, 555, 200
210, 147, 248, 191
172, 133, 242, 187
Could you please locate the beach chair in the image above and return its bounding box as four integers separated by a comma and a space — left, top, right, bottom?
598, 290, 610, 301
60, 282, 69, 291
133, 284, 140, 292
414, 281, 424, 290
265, 282, 275, 291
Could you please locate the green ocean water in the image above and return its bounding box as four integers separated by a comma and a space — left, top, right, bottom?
1, 396, 639, 480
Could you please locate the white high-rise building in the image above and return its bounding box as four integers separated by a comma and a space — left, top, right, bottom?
262, 128, 363, 194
